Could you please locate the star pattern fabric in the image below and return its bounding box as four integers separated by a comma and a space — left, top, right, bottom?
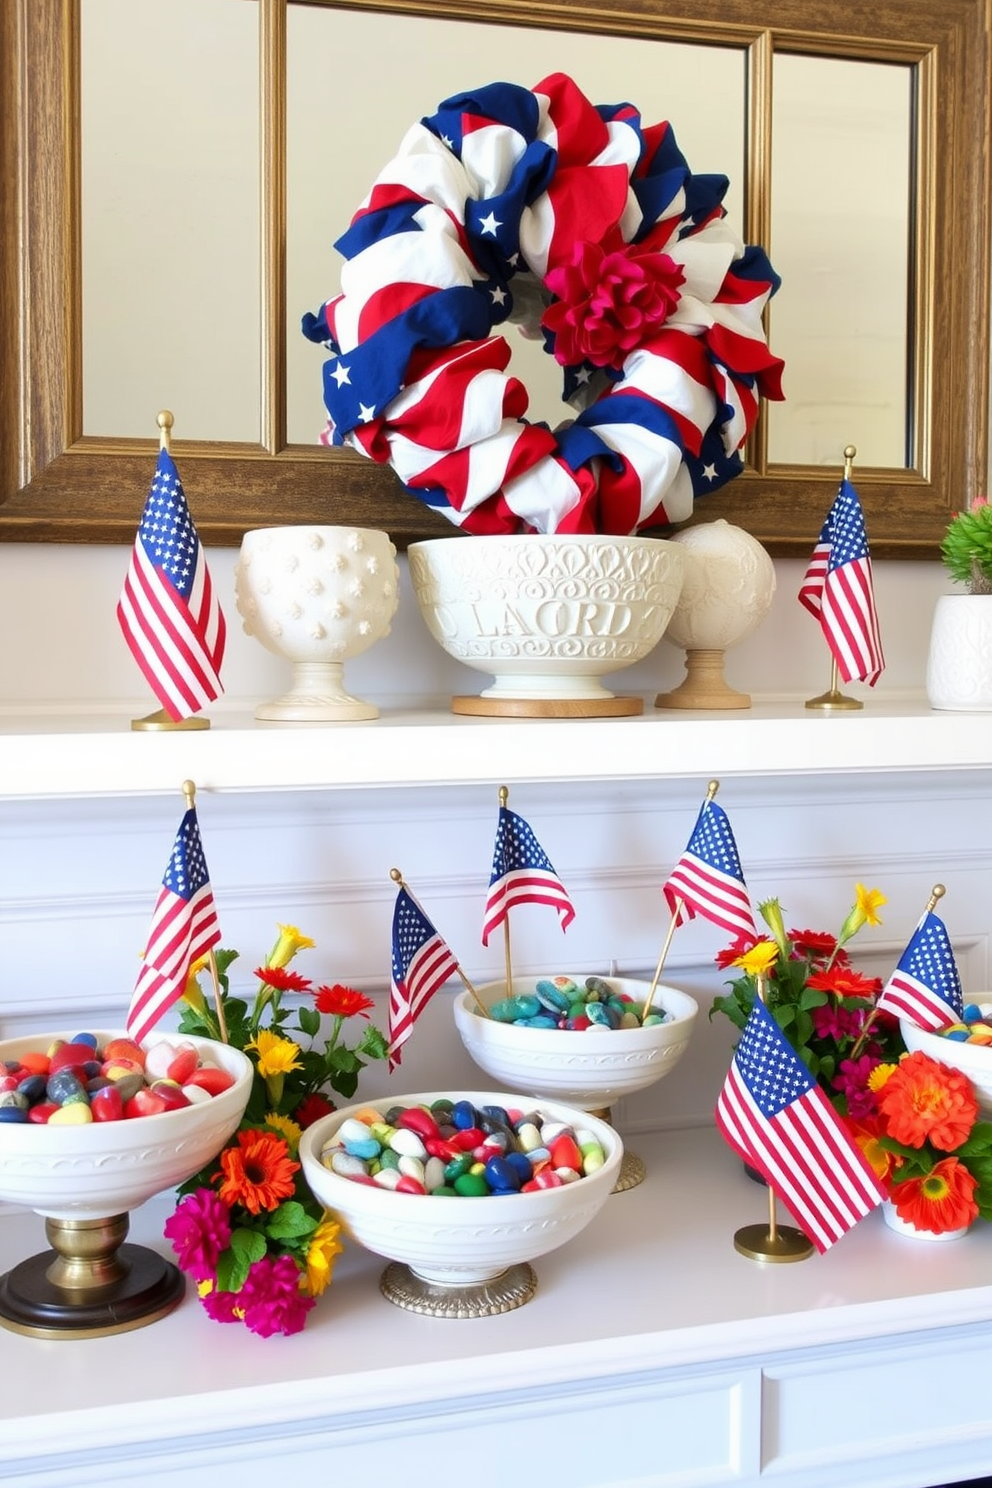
876, 911, 964, 1031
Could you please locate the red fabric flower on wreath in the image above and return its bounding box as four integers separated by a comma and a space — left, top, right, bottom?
542, 237, 685, 371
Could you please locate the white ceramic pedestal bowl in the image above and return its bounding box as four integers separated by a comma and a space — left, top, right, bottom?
453, 976, 698, 1190
407, 533, 684, 718
0, 1030, 252, 1338
899, 1004, 992, 1116
299, 1090, 621, 1318
234, 524, 400, 722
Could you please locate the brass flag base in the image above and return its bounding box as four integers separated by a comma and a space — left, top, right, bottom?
0, 1214, 185, 1338
131, 707, 210, 731
804, 687, 863, 712
733, 1222, 815, 1263
379, 1261, 538, 1317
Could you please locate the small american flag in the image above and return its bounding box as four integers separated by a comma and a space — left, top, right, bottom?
875, 910, 964, 1031
126, 806, 222, 1044
798, 478, 884, 685
117, 448, 226, 720
715, 998, 886, 1252
662, 798, 756, 938
482, 805, 575, 946
389, 886, 460, 1070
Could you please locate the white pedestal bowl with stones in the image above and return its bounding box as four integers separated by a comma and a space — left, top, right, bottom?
453, 976, 698, 1190
299, 1090, 621, 1318
0, 1031, 252, 1339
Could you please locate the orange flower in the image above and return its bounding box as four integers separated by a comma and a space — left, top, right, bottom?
845, 1114, 899, 1183
217, 1129, 299, 1215
891, 1157, 979, 1234
314, 983, 375, 1018
878, 1050, 979, 1151
805, 968, 882, 999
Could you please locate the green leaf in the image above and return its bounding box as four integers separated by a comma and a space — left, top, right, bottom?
297, 1006, 321, 1038
266, 1200, 319, 1242
359, 1024, 389, 1060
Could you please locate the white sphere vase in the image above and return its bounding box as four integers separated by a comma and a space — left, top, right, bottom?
655, 519, 776, 710
408, 533, 684, 717
234, 525, 399, 722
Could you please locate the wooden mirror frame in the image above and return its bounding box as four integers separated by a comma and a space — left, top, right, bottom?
1, 0, 988, 556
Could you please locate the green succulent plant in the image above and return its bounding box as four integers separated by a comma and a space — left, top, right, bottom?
940, 498, 992, 595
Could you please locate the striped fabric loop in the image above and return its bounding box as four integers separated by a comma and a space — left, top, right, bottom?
304, 71, 785, 536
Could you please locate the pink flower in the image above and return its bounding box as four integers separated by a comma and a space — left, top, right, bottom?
810, 1003, 864, 1044
238, 1255, 316, 1338
832, 1055, 882, 1119
200, 1287, 243, 1324
542, 238, 685, 370
163, 1188, 232, 1282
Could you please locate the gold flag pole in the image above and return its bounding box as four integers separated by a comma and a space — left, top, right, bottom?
181, 779, 228, 1042
805, 444, 864, 713
642, 780, 720, 1024
132, 411, 212, 734
498, 784, 514, 999
390, 868, 489, 1017
732, 975, 814, 1263
850, 883, 946, 1062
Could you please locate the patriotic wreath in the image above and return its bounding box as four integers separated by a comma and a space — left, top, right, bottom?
303, 72, 785, 537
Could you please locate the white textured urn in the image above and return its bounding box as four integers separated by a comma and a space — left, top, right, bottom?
925, 594, 992, 711
655, 519, 776, 710
235, 525, 399, 721
407, 533, 684, 717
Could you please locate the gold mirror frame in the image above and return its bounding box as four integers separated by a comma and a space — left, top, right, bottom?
1, 0, 988, 556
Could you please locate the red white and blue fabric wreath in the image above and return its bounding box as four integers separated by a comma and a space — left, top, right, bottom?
303, 72, 785, 536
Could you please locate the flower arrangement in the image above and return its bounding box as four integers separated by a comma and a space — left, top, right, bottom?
845, 1050, 992, 1234
939, 495, 992, 594
164, 924, 388, 1336
710, 885, 906, 1115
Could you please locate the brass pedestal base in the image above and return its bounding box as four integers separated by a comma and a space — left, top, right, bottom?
131, 707, 210, 731
451, 694, 642, 718
379, 1261, 538, 1317
804, 687, 862, 711
587, 1106, 646, 1192
733, 1222, 814, 1263
0, 1214, 185, 1339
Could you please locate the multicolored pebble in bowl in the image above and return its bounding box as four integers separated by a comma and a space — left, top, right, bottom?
315, 1095, 607, 1196
489, 975, 671, 1029
0, 1032, 239, 1125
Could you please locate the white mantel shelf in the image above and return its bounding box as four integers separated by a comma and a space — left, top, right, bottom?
2, 694, 991, 799
2, 1126, 992, 1488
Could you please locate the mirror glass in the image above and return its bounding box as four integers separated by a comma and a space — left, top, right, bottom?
767, 52, 912, 468
286, 6, 745, 444
80, 0, 261, 442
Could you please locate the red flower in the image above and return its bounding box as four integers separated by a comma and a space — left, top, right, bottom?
295, 1092, 335, 1130
314, 983, 375, 1019
253, 966, 313, 993
806, 968, 882, 999
878, 1050, 979, 1151
891, 1156, 979, 1234
788, 929, 836, 958
542, 237, 685, 371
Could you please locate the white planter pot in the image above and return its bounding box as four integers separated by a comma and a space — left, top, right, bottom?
925, 594, 992, 711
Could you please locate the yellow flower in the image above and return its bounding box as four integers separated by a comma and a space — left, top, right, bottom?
248, 1029, 303, 1079
733, 940, 779, 978
267, 923, 316, 971
868, 1062, 897, 1092
305, 1215, 344, 1297
181, 954, 210, 1014
838, 884, 887, 944
265, 1112, 303, 1153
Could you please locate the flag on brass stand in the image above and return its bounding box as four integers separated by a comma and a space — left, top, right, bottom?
798, 476, 884, 686
126, 803, 222, 1043
715, 997, 886, 1252
482, 804, 575, 946
875, 909, 964, 1032
117, 445, 226, 720
389, 884, 460, 1071
662, 796, 757, 939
